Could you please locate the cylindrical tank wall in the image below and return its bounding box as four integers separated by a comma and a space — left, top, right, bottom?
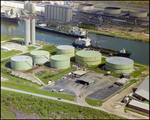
129, 11, 147, 18
26, 2, 30, 11
24, 19, 30, 45
56, 7, 60, 20
11, 56, 32, 70
66, 8, 70, 22
30, 50, 50, 64
59, 7, 63, 21
30, 3, 36, 13
104, 7, 121, 15
69, 8, 72, 21
50, 6, 54, 19
50, 55, 70, 69
63, 8, 66, 21
48, 5, 51, 19
24, 1, 28, 10
54, 6, 57, 20
78, 4, 94, 11
45, 5, 48, 18
30, 18, 35, 45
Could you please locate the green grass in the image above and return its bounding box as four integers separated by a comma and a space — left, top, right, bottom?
85, 98, 104, 107
39, 44, 57, 55
28, 46, 36, 51
130, 67, 148, 77
1, 34, 23, 41
1, 90, 125, 119
143, 101, 149, 104
1, 49, 22, 59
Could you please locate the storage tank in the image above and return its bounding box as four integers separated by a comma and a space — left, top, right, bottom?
78, 4, 94, 11
30, 50, 50, 64
48, 5, 51, 19
104, 7, 121, 15
105, 57, 134, 73
24, 1, 28, 10
45, 5, 48, 18
56, 6, 60, 20
63, 7, 66, 21
69, 8, 72, 21
11, 56, 32, 70
30, 3, 36, 14
75, 50, 101, 66
50, 5, 54, 19
66, 7, 70, 21
24, 18, 30, 45
26, 2, 30, 11
50, 55, 70, 69
59, 7, 63, 21
30, 16, 35, 45
54, 6, 57, 20
57, 45, 75, 57
129, 10, 147, 18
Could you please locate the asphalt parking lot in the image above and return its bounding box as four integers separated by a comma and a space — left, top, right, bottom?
40, 71, 123, 100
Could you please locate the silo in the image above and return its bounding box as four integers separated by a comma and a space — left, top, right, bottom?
24, 18, 30, 45
48, 5, 51, 19
56, 6, 60, 20
59, 7, 63, 21
105, 57, 134, 73
75, 50, 101, 66
69, 8, 72, 21
30, 3, 36, 14
54, 6, 57, 20
50, 55, 70, 69
63, 7, 66, 21
50, 5, 54, 19
57, 45, 75, 57
45, 5, 48, 18
30, 50, 50, 64
26, 2, 30, 11
66, 7, 70, 21
11, 56, 32, 70
30, 16, 35, 45
24, 1, 28, 10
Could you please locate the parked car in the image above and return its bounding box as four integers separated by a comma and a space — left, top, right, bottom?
58, 98, 61, 100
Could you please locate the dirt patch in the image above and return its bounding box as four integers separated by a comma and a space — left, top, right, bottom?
10, 107, 40, 119
137, 33, 149, 39
1, 76, 9, 81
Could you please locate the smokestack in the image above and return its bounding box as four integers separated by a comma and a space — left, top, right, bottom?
24, 18, 30, 45
30, 16, 35, 45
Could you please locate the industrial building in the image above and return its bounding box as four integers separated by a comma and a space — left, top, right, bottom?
104, 7, 121, 15
24, 16, 36, 45
56, 45, 75, 57
129, 10, 147, 18
128, 100, 149, 114
76, 77, 94, 85
134, 77, 149, 101
72, 70, 87, 78
11, 56, 32, 70
78, 4, 94, 11
50, 55, 70, 69
115, 78, 130, 86
45, 4, 72, 22
30, 50, 50, 64
75, 50, 101, 66
24, 1, 36, 14
105, 57, 134, 73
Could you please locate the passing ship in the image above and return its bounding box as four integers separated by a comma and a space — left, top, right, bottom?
35, 24, 88, 38
1, 9, 20, 24
72, 37, 132, 57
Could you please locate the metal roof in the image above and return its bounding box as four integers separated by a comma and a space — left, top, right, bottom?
57, 45, 74, 50
76, 50, 101, 58
73, 70, 87, 76
11, 56, 32, 62
135, 77, 149, 100
106, 57, 134, 65
129, 100, 149, 111
78, 77, 94, 83
30, 50, 49, 56
51, 55, 69, 61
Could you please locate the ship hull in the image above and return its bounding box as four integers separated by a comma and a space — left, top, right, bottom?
1, 17, 19, 24
35, 26, 85, 38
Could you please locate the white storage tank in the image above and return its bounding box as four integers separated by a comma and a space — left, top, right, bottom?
56, 7, 60, 20
104, 7, 121, 15
30, 3, 36, 14
63, 7, 66, 21
45, 5, 48, 18
66, 7, 70, 22
59, 7, 63, 21
105, 57, 134, 73
50, 5, 54, 19
57, 45, 75, 57
129, 10, 147, 18
54, 6, 57, 20
48, 5, 51, 19
26, 2, 30, 11
24, 1, 28, 10
78, 4, 94, 11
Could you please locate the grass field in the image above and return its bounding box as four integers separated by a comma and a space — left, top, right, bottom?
1, 34, 23, 41
1, 90, 125, 119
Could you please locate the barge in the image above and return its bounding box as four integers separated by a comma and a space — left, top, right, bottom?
35, 24, 88, 38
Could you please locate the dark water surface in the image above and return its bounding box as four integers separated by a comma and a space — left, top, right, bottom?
1, 21, 149, 65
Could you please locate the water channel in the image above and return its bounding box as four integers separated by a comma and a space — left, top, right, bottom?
1, 21, 149, 65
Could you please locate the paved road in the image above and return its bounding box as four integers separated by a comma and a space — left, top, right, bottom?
2, 86, 148, 119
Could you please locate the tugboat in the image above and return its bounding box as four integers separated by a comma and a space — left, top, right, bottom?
1, 9, 20, 24
72, 38, 132, 57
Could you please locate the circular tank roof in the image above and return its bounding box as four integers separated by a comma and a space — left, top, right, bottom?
79, 4, 93, 6
105, 7, 120, 9
11, 56, 32, 62
106, 57, 134, 65
57, 45, 74, 50
51, 55, 69, 60
30, 50, 49, 56
76, 50, 101, 58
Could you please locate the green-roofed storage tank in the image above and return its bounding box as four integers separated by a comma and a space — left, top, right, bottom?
30, 50, 50, 64
105, 57, 134, 73
50, 55, 70, 69
57, 45, 75, 57
75, 50, 101, 66
11, 56, 32, 70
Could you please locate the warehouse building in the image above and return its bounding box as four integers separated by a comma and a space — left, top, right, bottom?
72, 70, 87, 78
76, 77, 94, 85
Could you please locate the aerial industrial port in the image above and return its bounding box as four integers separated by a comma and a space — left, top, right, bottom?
1, 1, 149, 119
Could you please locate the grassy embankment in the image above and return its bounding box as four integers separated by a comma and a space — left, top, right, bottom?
1, 34, 23, 41
1, 90, 126, 119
